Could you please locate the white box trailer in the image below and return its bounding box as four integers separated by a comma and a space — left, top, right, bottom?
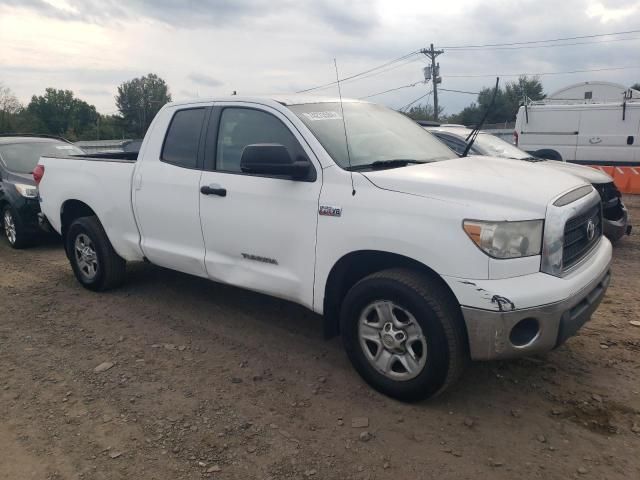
514, 98, 640, 166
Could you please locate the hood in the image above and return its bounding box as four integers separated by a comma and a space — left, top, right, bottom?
3, 170, 36, 186
537, 160, 612, 184
362, 156, 588, 218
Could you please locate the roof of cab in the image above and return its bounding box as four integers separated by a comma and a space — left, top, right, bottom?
167, 94, 368, 108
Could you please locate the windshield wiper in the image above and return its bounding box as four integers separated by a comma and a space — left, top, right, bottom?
347, 159, 425, 171
462, 77, 500, 157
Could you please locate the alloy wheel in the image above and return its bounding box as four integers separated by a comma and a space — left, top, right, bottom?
3, 210, 16, 245
358, 300, 428, 381
74, 233, 99, 280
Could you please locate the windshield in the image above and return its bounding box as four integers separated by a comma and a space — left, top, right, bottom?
474, 133, 532, 160
289, 102, 456, 169
0, 140, 84, 174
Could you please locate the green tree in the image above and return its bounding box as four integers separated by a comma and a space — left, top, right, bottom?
505, 76, 545, 107
115, 73, 171, 137
631, 83, 640, 91
403, 103, 444, 122
0, 84, 23, 132
449, 76, 545, 126
27, 88, 98, 139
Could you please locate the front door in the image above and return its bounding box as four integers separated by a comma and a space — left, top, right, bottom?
198, 103, 322, 308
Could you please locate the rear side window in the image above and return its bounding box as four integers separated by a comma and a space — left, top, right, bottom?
161, 108, 206, 169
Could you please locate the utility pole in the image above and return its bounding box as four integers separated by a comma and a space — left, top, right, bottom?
420, 44, 444, 120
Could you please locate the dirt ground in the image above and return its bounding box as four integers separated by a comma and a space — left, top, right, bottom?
1, 196, 639, 480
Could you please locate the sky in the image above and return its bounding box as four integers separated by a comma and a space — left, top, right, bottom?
1, 0, 639, 116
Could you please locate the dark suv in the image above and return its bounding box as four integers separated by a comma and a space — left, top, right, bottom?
0, 135, 84, 248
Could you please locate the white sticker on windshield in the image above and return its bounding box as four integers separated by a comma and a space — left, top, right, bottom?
55, 145, 75, 150
302, 111, 343, 121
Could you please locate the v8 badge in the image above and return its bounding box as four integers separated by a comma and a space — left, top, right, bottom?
319, 205, 342, 217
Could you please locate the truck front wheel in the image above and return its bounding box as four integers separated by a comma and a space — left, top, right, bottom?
66, 216, 126, 291
340, 268, 467, 401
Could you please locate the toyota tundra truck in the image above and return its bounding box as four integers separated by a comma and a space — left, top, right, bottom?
35, 96, 612, 401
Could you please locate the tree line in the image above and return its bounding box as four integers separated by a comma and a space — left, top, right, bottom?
404, 76, 546, 125
0, 73, 171, 141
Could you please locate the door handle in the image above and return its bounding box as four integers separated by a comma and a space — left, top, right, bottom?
200, 185, 227, 197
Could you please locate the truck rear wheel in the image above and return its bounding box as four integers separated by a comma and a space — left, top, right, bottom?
340, 268, 467, 401
66, 216, 126, 291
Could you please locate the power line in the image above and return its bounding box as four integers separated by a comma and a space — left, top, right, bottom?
343, 56, 422, 84
439, 88, 480, 95
444, 36, 640, 51
296, 51, 419, 93
439, 28, 640, 49
445, 65, 640, 78
296, 30, 640, 96
358, 80, 425, 99
399, 90, 433, 112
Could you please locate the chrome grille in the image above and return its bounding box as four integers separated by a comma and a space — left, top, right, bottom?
562, 204, 602, 270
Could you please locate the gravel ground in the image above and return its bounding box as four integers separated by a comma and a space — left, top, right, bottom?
1, 195, 639, 480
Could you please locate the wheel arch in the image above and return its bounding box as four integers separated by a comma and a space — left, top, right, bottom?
533, 149, 563, 161
60, 199, 98, 251
322, 250, 463, 339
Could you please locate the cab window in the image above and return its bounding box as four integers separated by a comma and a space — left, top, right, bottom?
215, 108, 302, 173
161, 108, 206, 168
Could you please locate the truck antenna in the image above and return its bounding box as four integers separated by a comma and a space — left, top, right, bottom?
334, 58, 356, 196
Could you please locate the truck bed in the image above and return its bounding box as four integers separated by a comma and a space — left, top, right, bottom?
56, 152, 138, 162
38, 154, 144, 261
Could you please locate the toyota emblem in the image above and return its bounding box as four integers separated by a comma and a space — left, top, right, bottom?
586, 219, 596, 241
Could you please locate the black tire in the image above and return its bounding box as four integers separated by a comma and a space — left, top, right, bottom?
534, 149, 562, 161
340, 268, 468, 402
2, 205, 30, 249
66, 216, 126, 291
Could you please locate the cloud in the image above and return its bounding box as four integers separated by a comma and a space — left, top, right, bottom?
78, 88, 111, 96
0, 0, 380, 35
308, 0, 379, 35
2, 0, 640, 116
188, 73, 223, 87
0, 0, 287, 27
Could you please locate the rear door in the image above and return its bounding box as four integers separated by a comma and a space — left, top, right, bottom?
133, 105, 209, 277
575, 105, 639, 165
198, 102, 322, 308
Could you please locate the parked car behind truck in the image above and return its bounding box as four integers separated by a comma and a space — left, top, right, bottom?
0, 134, 84, 248
423, 124, 631, 242
36, 96, 612, 401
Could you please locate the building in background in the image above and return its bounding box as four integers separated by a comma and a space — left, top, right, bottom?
547, 81, 639, 103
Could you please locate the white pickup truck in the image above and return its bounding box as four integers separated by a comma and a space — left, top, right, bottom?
36, 96, 612, 401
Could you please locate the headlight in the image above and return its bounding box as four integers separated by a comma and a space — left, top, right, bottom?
463, 220, 543, 259
15, 183, 38, 198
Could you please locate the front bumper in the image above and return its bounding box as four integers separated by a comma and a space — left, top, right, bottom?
603, 205, 631, 242
446, 237, 612, 361
461, 265, 610, 360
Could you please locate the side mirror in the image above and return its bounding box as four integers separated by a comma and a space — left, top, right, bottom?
240, 144, 310, 180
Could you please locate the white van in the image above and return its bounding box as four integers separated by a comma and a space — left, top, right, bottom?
514, 100, 640, 165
